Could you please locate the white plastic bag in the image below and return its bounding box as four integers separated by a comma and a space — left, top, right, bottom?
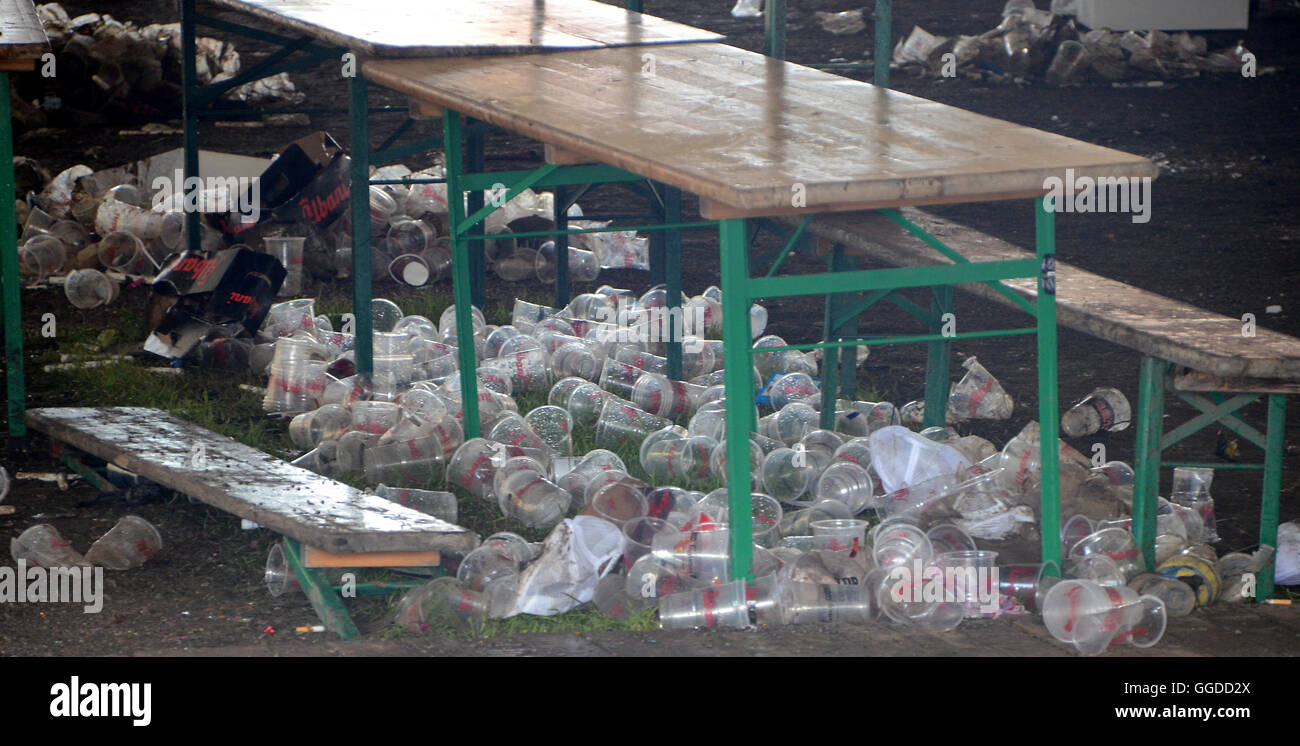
1275, 521, 1299, 586
507, 516, 623, 616
869, 425, 972, 494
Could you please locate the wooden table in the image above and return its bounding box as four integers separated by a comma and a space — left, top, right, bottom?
179, 0, 722, 376
1, 0, 49, 452
365, 41, 1157, 575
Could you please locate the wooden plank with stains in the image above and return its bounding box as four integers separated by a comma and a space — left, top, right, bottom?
0, 0, 51, 60
25, 407, 479, 554
791, 208, 1300, 381
208, 0, 722, 58
364, 43, 1155, 217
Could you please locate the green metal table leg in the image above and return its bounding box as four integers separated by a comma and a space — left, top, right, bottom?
720, 218, 754, 582
874, 0, 892, 88
819, 245, 847, 430
1256, 393, 1287, 600
1034, 198, 1062, 570
467, 123, 487, 309
765, 0, 787, 60
922, 285, 953, 428
554, 184, 570, 307
444, 110, 481, 438
349, 73, 374, 378
282, 538, 360, 640
59, 452, 117, 493
1132, 355, 1168, 572
664, 185, 683, 381
1, 70, 26, 451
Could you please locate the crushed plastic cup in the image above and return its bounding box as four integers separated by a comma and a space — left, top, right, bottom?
810, 518, 868, 554
84, 515, 162, 570
1061, 387, 1132, 438
593, 573, 654, 619
658, 579, 750, 629
393, 577, 492, 634
1129, 573, 1197, 617
375, 485, 458, 523
998, 561, 1060, 615
10, 524, 90, 567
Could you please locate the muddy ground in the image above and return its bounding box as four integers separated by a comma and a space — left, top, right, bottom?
1, 0, 1298, 656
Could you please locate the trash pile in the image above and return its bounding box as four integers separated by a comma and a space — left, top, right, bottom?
17, 3, 303, 130
892, 0, 1258, 85
236, 280, 1285, 651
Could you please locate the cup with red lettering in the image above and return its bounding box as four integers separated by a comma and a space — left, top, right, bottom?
1042, 579, 1166, 655
777, 580, 876, 625
658, 579, 750, 630
871, 520, 933, 571
935, 550, 999, 618
448, 438, 507, 499
1069, 527, 1145, 580
523, 405, 573, 457
810, 518, 869, 554
497, 469, 570, 529
997, 560, 1060, 615
590, 480, 648, 529
10, 524, 90, 568
393, 577, 491, 634
83, 515, 162, 570
349, 400, 401, 436
621, 516, 676, 569
593, 573, 654, 619
362, 435, 444, 487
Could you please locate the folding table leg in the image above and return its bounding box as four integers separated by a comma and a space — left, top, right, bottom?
467, 123, 487, 309
1132, 355, 1168, 572
282, 538, 360, 640
719, 218, 754, 582
1035, 198, 1062, 570
0, 70, 26, 451
1257, 393, 1287, 600
820, 245, 849, 430
922, 285, 953, 428
443, 110, 481, 438
349, 73, 374, 379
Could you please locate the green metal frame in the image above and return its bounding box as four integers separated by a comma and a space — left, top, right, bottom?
765, 0, 891, 88
1132, 357, 1289, 600
714, 199, 1062, 580
2, 70, 25, 452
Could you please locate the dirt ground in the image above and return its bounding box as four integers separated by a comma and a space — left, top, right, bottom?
1, 0, 1298, 657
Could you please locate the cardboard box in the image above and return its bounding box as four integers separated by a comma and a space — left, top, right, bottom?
146, 247, 286, 358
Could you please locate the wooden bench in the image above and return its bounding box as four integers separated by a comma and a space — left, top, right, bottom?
25, 407, 479, 637
786, 207, 1299, 598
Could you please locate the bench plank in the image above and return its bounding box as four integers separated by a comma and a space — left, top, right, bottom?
364, 43, 1155, 217
792, 208, 1300, 380
25, 407, 479, 554
0, 0, 51, 61
209, 0, 723, 58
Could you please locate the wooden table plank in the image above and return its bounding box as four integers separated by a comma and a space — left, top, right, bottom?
208, 0, 723, 57
0, 0, 50, 61
25, 407, 479, 554
794, 208, 1300, 380
364, 43, 1157, 217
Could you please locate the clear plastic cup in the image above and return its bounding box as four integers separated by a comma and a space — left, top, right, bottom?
814, 460, 874, 515
555, 449, 625, 503
393, 577, 492, 634
810, 518, 869, 555
523, 405, 573, 456
492, 455, 547, 499
590, 480, 649, 528
10, 524, 90, 568
63, 268, 119, 309
375, 485, 458, 523
622, 516, 676, 569
350, 400, 402, 436
778, 500, 853, 538
84, 515, 162, 570
593, 573, 654, 619
1070, 527, 1146, 580
998, 561, 1060, 615
362, 435, 444, 487
761, 447, 817, 506
1042, 580, 1166, 655
265, 236, 306, 296
19, 234, 67, 280
97, 231, 144, 271
535, 242, 601, 283
594, 399, 667, 450
652, 526, 731, 585
631, 371, 702, 419
935, 550, 999, 618
1171, 466, 1218, 543
778, 580, 875, 625
1066, 553, 1126, 587
626, 550, 694, 603
498, 470, 570, 529
447, 438, 507, 498
872, 521, 933, 571
658, 579, 749, 630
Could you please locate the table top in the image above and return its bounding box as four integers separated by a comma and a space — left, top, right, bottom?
0, 0, 50, 61
208, 0, 723, 57
365, 43, 1158, 218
